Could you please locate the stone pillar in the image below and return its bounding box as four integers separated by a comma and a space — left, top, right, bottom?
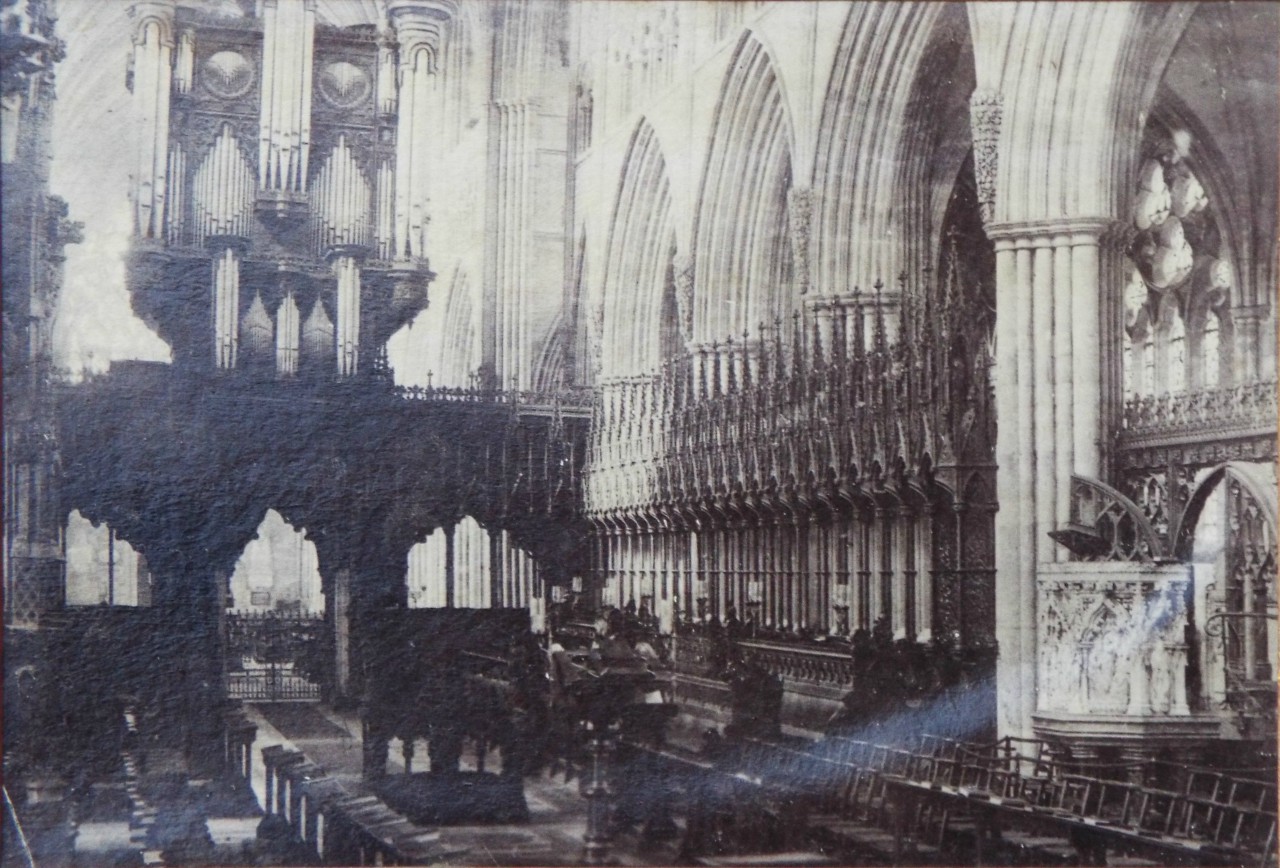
4, 430, 65, 627
987, 218, 1109, 740
316, 532, 362, 705
332, 566, 351, 698
1232, 304, 1266, 385
787, 188, 812, 295
148, 553, 225, 776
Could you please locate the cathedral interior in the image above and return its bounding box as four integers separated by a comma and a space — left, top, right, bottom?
3, 0, 1278, 865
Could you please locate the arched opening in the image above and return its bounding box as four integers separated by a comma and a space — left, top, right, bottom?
693, 33, 795, 344
405, 519, 547, 629
600, 119, 678, 378
65, 510, 152, 606
1182, 465, 1277, 729
228, 509, 323, 615
1119, 1, 1278, 401
222, 510, 325, 702
1105, 2, 1276, 750
815, 4, 973, 298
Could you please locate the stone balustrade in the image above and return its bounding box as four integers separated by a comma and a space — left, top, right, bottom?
1121, 381, 1277, 446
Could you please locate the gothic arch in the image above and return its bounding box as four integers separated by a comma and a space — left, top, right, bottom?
813, 3, 955, 296
969, 2, 1192, 226
692, 31, 796, 344
532, 312, 568, 392
601, 118, 678, 377
1143, 3, 1276, 316
229, 508, 323, 613
1173, 462, 1278, 563
437, 266, 475, 387
1112, 3, 1277, 401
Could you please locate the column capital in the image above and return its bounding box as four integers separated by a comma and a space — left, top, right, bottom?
986, 216, 1114, 245
387, 0, 456, 65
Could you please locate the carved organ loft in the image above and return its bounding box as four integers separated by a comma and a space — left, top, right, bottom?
3, 1, 1276, 866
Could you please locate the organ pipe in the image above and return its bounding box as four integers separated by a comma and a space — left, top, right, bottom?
258, 0, 315, 193
375, 160, 394, 259
311, 136, 372, 253
212, 246, 240, 369
376, 33, 397, 116
335, 255, 360, 377
389, 1, 454, 262
241, 291, 273, 361
165, 144, 185, 244
276, 292, 300, 376
173, 29, 194, 95
130, 3, 174, 240
192, 125, 254, 244
393, 43, 436, 260
302, 299, 334, 371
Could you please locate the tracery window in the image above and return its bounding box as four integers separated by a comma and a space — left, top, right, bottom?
1122, 127, 1233, 399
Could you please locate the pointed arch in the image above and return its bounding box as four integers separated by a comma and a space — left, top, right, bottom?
813, 3, 952, 297
967, 3, 1193, 225
437, 266, 476, 386
229, 509, 323, 614
601, 118, 678, 377
692, 32, 795, 345
1174, 462, 1278, 563
532, 312, 568, 393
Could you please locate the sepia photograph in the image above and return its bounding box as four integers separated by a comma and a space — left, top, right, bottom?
3, 0, 1277, 865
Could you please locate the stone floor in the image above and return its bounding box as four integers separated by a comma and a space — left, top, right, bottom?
247, 701, 686, 866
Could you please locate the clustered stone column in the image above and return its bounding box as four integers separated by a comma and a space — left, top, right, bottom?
988, 218, 1107, 740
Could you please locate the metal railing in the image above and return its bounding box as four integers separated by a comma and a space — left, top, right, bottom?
226, 665, 320, 702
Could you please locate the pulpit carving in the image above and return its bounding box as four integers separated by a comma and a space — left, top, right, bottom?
1037, 563, 1192, 718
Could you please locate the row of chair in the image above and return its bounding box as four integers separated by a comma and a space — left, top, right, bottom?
717, 732, 1277, 866
875, 736, 1276, 865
